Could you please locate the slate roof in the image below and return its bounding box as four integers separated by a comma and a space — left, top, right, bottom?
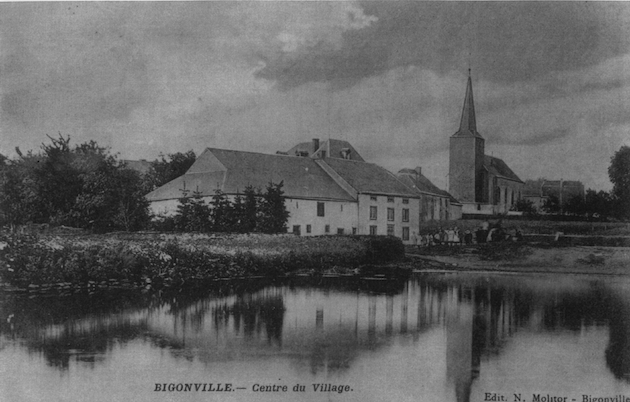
320, 158, 417, 197
397, 169, 449, 197
287, 139, 365, 162
145, 148, 355, 202
483, 156, 523, 183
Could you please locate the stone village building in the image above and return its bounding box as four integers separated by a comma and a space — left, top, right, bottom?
146, 138, 458, 244
448, 74, 524, 215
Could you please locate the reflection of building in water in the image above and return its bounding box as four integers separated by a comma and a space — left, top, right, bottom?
5, 276, 630, 394
444, 284, 519, 402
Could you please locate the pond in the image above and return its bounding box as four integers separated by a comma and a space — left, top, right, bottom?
1, 273, 630, 402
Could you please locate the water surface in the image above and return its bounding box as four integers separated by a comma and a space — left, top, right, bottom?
1, 273, 630, 402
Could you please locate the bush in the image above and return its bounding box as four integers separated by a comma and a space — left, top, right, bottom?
0, 231, 403, 291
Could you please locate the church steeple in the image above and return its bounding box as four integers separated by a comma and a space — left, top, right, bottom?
454, 70, 482, 138
449, 71, 486, 204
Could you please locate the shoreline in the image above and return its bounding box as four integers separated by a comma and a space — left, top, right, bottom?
408, 243, 630, 276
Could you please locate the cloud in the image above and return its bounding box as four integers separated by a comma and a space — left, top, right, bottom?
255, 2, 630, 91
1, 1, 628, 194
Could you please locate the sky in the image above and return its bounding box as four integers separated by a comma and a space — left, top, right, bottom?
1, 2, 630, 191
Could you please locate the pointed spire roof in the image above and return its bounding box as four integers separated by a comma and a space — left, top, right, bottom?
453, 71, 482, 138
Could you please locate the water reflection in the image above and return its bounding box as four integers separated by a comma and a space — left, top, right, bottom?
1, 275, 630, 402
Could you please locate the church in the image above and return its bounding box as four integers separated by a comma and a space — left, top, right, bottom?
448, 74, 524, 215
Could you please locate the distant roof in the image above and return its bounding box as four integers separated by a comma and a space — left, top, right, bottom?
287, 139, 365, 162
320, 158, 417, 197
146, 148, 355, 202
123, 159, 153, 174
397, 169, 460, 204
483, 156, 523, 183
542, 180, 584, 187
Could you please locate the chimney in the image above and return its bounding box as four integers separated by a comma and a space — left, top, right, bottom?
415, 167, 422, 178
312, 138, 320, 155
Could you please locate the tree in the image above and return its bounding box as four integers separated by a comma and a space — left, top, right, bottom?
564, 194, 586, 216
242, 185, 260, 233
174, 189, 211, 232
146, 150, 196, 190
0, 135, 151, 231
257, 181, 289, 234
511, 198, 537, 215
228, 192, 245, 232
609, 145, 630, 220
541, 195, 561, 214
583, 189, 614, 219
210, 189, 231, 231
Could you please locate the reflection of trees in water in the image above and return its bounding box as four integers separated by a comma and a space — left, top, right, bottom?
3, 275, 630, 384
212, 292, 286, 345
0, 293, 151, 369
25, 319, 150, 370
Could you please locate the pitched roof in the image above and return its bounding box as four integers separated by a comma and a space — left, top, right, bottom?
452, 74, 483, 138
287, 139, 365, 162
483, 156, 523, 183
145, 148, 355, 202
397, 169, 449, 197
320, 158, 417, 197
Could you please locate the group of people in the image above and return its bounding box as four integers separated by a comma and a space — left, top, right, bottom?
411, 220, 523, 248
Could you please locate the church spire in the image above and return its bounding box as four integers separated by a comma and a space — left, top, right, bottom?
454, 70, 481, 137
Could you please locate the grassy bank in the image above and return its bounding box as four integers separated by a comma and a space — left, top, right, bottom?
0, 231, 405, 293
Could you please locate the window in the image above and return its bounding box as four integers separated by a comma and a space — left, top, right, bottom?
296, 202, 298, 208
370, 206, 377, 220
325, 224, 330, 233
340, 204, 343, 212
293, 225, 301, 236
306, 224, 311, 234
402, 198, 409, 204
317, 202, 325, 217
387, 208, 395, 221
370, 196, 377, 202
387, 224, 395, 236
402, 208, 409, 222
387, 197, 394, 203
369, 225, 377, 235
337, 228, 344, 234
402, 227, 410, 241
352, 227, 357, 235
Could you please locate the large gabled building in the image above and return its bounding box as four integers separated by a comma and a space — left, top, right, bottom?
146, 138, 459, 243
449, 73, 524, 215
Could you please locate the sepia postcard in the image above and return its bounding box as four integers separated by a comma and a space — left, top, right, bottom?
1, 2, 630, 402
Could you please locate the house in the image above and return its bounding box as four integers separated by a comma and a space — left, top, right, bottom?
448, 73, 524, 215
145, 139, 459, 243
523, 179, 584, 212
397, 167, 462, 221
541, 180, 584, 205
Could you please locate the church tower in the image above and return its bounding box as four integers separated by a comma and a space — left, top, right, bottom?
449, 72, 486, 203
